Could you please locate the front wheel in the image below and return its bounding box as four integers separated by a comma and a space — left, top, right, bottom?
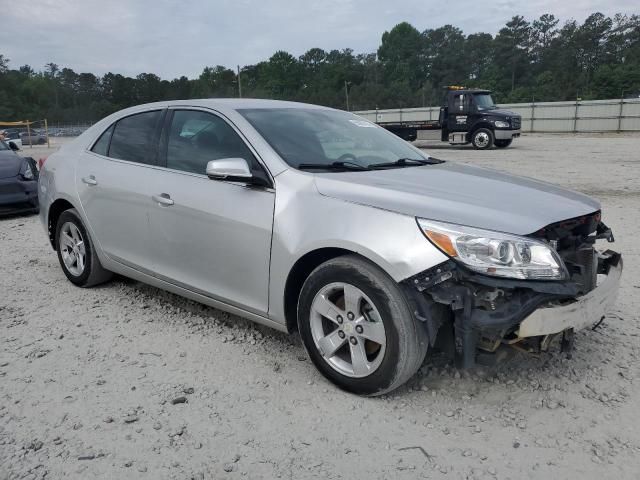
297, 255, 429, 396
495, 139, 513, 148
471, 128, 494, 150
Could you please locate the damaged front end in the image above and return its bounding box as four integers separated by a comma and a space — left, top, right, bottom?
404, 211, 623, 368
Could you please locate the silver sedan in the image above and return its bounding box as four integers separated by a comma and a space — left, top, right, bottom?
38, 99, 622, 395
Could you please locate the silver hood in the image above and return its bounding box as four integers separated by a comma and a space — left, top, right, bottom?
313, 162, 600, 235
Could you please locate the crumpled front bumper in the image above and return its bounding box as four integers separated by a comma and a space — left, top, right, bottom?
517, 251, 622, 337
405, 248, 623, 368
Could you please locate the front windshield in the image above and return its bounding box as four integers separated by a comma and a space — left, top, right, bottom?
474, 93, 496, 110
0, 140, 8, 151
238, 108, 428, 170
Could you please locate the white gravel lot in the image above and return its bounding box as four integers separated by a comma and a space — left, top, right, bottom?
1, 134, 639, 479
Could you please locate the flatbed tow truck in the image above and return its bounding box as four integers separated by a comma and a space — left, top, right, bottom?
358, 86, 522, 149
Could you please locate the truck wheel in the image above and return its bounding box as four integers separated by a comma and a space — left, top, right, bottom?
495, 139, 512, 148
471, 128, 494, 150
297, 255, 429, 396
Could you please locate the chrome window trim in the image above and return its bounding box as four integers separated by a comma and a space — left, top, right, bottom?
87, 108, 165, 161
85, 106, 275, 190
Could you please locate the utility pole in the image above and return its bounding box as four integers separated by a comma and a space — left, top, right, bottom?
237, 65, 242, 98
26, 120, 32, 148
344, 80, 351, 111
618, 89, 624, 132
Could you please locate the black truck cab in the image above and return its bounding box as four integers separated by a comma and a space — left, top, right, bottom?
440, 87, 521, 149
376, 86, 521, 149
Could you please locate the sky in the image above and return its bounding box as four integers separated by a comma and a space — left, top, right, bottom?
1, 0, 637, 79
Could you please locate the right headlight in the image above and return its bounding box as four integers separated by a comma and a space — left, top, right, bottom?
417, 218, 567, 280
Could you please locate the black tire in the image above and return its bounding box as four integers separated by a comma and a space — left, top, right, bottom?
55, 208, 112, 287
471, 128, 494, 150
297, 255, 429, 396
495, 139, 513, 148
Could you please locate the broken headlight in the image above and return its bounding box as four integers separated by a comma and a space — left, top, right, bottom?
19, 160, 34, 180
417, 218, 567, 280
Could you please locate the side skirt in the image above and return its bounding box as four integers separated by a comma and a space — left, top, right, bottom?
105, 260, 289, 333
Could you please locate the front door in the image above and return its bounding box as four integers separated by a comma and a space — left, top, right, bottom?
149, 109, 275, 315
447, 93, 470, 132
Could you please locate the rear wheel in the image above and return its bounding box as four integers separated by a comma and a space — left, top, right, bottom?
471, 128, 494, 150
297, 255, 429, 396
495, 139, 513, 148
55, 208, 112, 287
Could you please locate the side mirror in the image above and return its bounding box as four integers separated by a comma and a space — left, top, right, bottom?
205, 158, 270, 187
8, 141, 20, 151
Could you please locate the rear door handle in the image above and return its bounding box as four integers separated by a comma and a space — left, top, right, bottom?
82, 175, 98, 186
152, 193, 174, 206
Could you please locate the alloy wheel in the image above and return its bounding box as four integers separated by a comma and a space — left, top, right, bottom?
309, 282, 387, 378
59, 222, 86, 276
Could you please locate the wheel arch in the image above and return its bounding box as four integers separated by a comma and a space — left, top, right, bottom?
283, 246, 408, 333
47, 198, 76, 250
467, 121, 494, 140
283, 247, 354, 333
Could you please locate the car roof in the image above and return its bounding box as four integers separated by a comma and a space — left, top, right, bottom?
118, 98, 334, 115
77, 98, 343, 175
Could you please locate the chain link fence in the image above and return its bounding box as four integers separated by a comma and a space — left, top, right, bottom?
45, 122, 94, 137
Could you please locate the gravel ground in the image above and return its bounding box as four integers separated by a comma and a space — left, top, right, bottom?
1, 134, 639, 479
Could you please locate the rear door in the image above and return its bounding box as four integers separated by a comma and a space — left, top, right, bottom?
76, 110, 165, 270
148, 108, 275, 315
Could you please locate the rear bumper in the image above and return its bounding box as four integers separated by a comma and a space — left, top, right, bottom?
495, 129, 521, 140
517, 251, 622, 337
0, 177, 39, 214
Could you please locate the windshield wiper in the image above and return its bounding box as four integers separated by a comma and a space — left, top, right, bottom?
298, 161, 369, 171
368, 157, 444, 169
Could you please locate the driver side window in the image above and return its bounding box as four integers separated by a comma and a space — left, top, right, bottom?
166, 110, 257, 175
453, 94, 465, 111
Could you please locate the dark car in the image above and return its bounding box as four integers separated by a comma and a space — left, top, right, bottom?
0, 140, 39, 215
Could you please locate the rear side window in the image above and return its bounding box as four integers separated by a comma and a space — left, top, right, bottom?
91, 125, 113, 156
108, 111, 162, 165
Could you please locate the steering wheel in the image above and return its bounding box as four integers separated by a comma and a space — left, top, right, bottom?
337, 153, 357, 162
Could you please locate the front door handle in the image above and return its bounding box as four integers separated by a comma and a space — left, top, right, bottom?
82, 175, 98, 186
152, 193, 174, 206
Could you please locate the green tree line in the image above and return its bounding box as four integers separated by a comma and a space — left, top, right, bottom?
1, 12, 639, 123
